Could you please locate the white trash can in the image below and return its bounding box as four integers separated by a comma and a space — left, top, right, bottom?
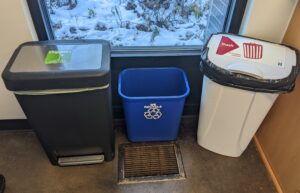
198, 33, 299, 157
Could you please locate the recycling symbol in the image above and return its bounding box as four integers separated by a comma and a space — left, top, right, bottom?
144, 103, 162, 120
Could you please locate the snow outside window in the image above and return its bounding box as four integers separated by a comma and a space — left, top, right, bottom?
45, 0, 231, 46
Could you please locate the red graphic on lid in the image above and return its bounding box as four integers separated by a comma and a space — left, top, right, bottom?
216, 36, 239, 55
243, 43, 263, 59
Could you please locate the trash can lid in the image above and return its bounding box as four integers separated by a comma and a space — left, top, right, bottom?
2, 40, 111, 91
201, 33, 299, 93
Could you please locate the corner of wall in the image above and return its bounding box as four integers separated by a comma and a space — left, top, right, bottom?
19, 0, 38, 41
239, 0, 298, 43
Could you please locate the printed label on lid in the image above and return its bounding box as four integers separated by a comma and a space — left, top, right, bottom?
216, 36, 239, 55
243, 43, 263, 59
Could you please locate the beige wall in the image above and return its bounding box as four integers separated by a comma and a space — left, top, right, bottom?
283, 3, 300, 48
239, 0, 298, 43
0, 0, 36, 119
256, 2, 300, 193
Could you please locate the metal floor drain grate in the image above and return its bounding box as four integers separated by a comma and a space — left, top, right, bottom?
118, 142, 186, 184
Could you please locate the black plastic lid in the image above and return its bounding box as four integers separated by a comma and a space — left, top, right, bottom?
2, 40, 110, 91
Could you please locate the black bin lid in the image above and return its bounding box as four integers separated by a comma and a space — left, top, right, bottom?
2, 40, 110, 91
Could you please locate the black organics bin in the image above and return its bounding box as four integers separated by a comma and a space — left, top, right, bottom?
2, 40, 114, 166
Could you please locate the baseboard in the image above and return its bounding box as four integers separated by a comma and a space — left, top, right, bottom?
253, 135, 283, 193
0, 115, 199, 132
0, 119, 31, 131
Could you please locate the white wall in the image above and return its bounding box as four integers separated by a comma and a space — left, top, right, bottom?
0, 0, 37, 119
0, 0, 298, 120
240, 0, 298, 43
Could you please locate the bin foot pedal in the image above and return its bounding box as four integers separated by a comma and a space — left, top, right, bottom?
58, 154, 104, 166
118, 142, 186, 184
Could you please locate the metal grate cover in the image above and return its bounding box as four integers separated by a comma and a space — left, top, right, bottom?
118, 142, 186, 184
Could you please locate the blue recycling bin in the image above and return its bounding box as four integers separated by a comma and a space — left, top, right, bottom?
118, 67, 190, 142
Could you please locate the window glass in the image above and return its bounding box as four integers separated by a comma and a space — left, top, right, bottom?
45, 0, 231, 46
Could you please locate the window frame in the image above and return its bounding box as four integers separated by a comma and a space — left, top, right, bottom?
27, 0, 248, 56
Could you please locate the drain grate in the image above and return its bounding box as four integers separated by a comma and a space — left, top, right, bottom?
118, 142, 186, 184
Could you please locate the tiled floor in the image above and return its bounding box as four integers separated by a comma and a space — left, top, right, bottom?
0, 123, 276, 193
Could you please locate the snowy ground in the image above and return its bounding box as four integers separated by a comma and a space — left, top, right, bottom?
47, 0, 211, 46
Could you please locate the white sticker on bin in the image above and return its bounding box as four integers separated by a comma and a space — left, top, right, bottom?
144, 103, 162, 120
207, 34, 297, 80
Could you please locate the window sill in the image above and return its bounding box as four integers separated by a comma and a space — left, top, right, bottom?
111, 46, 203, 57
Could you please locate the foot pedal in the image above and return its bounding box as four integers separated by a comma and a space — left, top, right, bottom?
58, 154, 104, 166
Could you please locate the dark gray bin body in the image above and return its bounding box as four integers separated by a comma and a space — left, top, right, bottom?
2, 40, 114, 165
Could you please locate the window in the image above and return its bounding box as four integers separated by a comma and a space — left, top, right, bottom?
28, 0, 247, 47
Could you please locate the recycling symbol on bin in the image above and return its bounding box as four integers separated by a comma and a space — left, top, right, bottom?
144, 103, 162, 120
